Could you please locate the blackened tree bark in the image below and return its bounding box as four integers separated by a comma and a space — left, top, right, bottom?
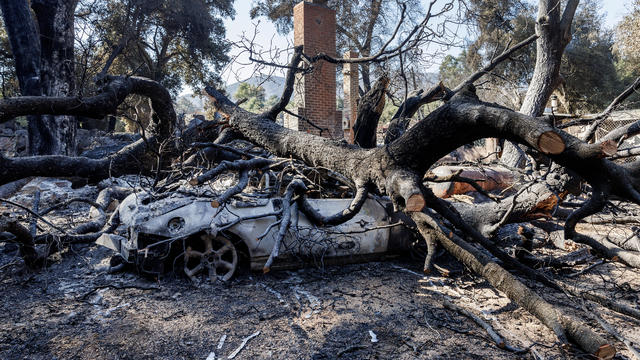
383, 34, 538, 146
0, 0, 45, 155
352, 76, 387, 148
0, 1, 40, 96
0, 75, 176, 184
31, 0, 78, 155
383, 83, 445, 144
0, 0, 78, 155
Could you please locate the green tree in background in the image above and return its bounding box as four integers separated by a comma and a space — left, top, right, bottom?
614, 0, 640, 81
73, 0, 235, 131
82, 0, 235, 95
560, 0, 619, 113
439, 0, 622, 113
0, 20, 17, 98
438, 51, 473, 89
234, 83, 267, 112
438, 0, 536, 109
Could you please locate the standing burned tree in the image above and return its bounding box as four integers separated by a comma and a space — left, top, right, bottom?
0, 0, 78, 155
0, 0, 235, 153
2, 0, 640, 357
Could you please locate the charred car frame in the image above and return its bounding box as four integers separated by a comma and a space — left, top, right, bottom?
98, 191, 413, 281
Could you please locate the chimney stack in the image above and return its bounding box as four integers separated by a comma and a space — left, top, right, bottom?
284, 1, 341, 138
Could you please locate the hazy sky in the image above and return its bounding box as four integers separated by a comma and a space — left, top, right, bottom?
602, 0, 633, 27
219, 0, 633, 84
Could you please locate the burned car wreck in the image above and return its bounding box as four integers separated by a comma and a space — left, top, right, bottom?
98, 190, 412, 281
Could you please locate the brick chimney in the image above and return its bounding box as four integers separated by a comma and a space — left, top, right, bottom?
284, 0, 341, 138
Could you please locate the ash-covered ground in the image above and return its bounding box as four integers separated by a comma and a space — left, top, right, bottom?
1, 177, 640, 359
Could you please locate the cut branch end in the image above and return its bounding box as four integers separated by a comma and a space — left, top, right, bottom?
537, 131, 565, 154
406, 194, 426, 212
599, 140, 618, 158
594, 344, 616, 359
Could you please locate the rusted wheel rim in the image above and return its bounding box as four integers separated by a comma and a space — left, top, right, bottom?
184, 233, 238, 282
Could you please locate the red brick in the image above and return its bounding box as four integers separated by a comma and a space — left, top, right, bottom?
284, 1, 341, 139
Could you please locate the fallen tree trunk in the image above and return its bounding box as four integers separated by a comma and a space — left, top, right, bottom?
0, 136, 165, 183
384, 34, 538, 145
0, 76, 180, 185
209, 83, 640, 217
411, 211, 616, 359
426, 165, 514, 199
0, 76, 175, 138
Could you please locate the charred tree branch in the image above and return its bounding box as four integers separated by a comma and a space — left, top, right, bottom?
297, 185, 370, 226
265, 46, 303, 121
411, 211, 615, 358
